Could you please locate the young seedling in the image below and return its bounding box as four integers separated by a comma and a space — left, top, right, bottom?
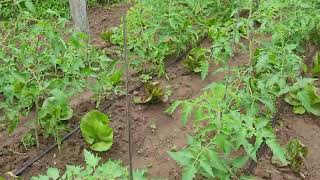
21, 131, 36, 150
286, 138, 308, 172
134, 81, 171, 104
183, 47, 210, 80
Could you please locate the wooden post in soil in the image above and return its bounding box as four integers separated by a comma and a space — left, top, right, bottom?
69, 0, 89, 34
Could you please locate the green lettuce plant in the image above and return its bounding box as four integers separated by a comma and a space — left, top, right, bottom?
38, 89, 73, 145
285, 138, 308, 172
80, 110, 113, 152
285, 80, 320, 116
183, 47, 210, 80
134, 81, 170, 104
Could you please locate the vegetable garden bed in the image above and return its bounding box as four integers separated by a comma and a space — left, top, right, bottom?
1, 0, 320, 179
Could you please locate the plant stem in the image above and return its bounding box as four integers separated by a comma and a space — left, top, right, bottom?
34, 98, 40, 149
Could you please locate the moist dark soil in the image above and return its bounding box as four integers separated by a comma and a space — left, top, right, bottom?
1, 4, 320, 180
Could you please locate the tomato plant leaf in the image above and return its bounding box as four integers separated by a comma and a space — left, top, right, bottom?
266, 138, 288, 165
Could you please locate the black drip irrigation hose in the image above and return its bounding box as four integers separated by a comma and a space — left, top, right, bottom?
14, 126, 80, 176
245, 101, 285, 176
13, 83, 142, 177
12, 35, 209, 177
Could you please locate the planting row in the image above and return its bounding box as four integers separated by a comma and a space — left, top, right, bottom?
166, 0, 320, 179
0, 0, 227, 149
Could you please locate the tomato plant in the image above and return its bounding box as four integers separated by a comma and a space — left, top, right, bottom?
166, 0, 320, 178
109, 0, 223, 76
0, 13, 121, 145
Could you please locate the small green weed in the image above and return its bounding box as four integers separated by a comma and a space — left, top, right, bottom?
21, 131, 36, 150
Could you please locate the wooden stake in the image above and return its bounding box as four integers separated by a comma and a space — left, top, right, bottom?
69, 0, 89, 33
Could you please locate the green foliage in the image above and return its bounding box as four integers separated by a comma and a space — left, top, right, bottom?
100, 31, 113, 43
31, 149, 148, 179
0, 14, 121, 144
110, 0, 223, 76
80, 110, 113, 152
89, 59, 123, 108
183, 48, 210, 80
167, 83, 287, 179
312, 52, 320, 75
21, 131, 36, 150
0, 0, 69, 20
285, 80, 320, 116
134, 81, 170, 104
166, 0, 320, 178
285, 138, 308, 172
39, 89, 74, 144
140, 74, 152, 83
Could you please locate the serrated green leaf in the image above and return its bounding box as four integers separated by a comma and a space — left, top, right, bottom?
168, 150, 193, 166
207, 149, 228, 173
200, 60, 209, 80
214, 134, 233, 155
84, 149, 101, 168
181, 102, 193, 125
46, 168, 60, 180
266, 138, 288, 165
182, 165, 197, 180
133, 169, 148, 180
94, 160, 128, 178
232, 156, 249, 169
165, 101, 182, 115
199, 156, 214, 177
